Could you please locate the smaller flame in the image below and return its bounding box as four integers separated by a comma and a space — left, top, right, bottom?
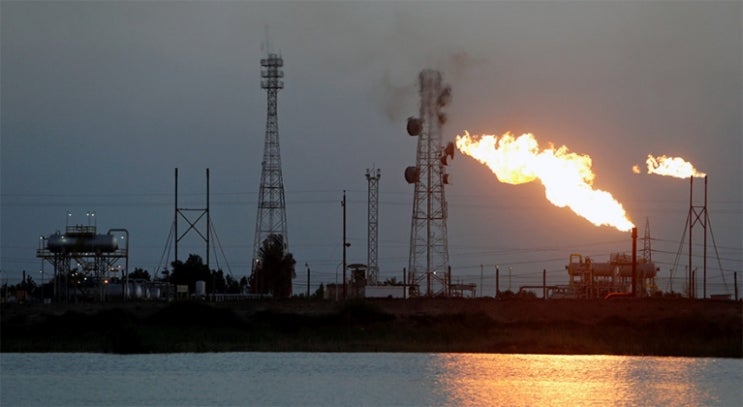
631, 165, 641, 174
645, 154, 706, 178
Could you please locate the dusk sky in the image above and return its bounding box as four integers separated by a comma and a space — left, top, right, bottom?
2, 1, 741, 296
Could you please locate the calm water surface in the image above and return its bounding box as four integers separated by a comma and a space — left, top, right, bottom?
1, 353, 740, 406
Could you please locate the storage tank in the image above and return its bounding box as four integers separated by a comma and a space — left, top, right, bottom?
133, 283, 143, 299
47, 233, 118, 253
195, 280, 206, 297
149, 287, 161, 299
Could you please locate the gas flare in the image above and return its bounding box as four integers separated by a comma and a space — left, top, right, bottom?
456, 131, 634, 232
643, 154, 706, 178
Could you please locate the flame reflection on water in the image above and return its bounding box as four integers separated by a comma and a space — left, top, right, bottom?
432, 354, 722, 406
0, 352, 739, 406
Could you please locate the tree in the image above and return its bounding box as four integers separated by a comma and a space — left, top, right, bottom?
211, 269, 226, 293
128, 267, 151, 281
225, 275, 240, 293
170, 254, 211, 293
314, 283, 325, 299
249, 235, 296, 298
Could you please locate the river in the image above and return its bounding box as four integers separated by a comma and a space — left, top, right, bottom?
1, 353, 740, 406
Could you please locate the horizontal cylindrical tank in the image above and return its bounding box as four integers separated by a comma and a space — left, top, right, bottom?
617, 263, 657, 278
46, 233, 118, 253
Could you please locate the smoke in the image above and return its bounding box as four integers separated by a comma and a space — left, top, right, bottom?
439, 50, 490, 82
372, 70, 417, 122
372, 50, 489, 123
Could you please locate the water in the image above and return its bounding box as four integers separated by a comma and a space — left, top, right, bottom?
1, 353, 740, 406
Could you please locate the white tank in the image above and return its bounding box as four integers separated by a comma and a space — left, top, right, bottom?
47, 233, 118, 253
195, 280, 206, 297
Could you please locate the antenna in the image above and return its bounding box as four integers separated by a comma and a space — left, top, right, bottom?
642, 217, 652, 262
263, 25, 270, 55
405, 70, 453, 297
366, 167, 381, 285
252, 45, 288, 295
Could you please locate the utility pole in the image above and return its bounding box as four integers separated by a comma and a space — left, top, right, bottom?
632, 227, 637, 297
342, 191, 348, 300
480, 264, 483, 297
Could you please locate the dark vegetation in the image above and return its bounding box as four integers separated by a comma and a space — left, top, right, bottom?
1, 298, 740, 357
248, 234, 296, 298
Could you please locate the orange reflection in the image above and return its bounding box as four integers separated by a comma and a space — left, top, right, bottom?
432, 354, 714, 406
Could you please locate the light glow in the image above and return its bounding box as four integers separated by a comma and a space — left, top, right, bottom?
456, 131, 634, 232
643, 154, 706, 178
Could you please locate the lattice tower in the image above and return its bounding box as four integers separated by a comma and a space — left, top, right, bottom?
404, 70, 454, 297
252, 53, 288, 273
366, 168, 381, 284
642, 217, 652, 262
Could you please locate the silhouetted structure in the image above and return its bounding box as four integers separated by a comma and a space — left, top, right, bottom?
252, 52, 289, 280
37, 216, 128, 302
366, 168, 381, 284
404, 70, 454, 297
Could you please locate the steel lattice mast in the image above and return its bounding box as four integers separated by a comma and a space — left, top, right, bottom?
366, 168, 381, 285
252, 53, 288, 272
404, 70, 454, 297
642, 217, 652, 262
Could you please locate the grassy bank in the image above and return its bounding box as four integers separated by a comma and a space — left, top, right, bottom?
1, 299, 740, 357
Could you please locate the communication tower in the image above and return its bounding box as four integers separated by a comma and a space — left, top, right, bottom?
404, 70, 455, 297
642, 217, 652, 262
252, 51, 289, 278
366, 168, 381, 284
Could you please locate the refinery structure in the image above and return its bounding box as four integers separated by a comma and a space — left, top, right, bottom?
14, 53, 736, 304
36, 219, 129, 302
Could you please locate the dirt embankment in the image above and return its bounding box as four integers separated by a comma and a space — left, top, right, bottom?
1, 298, 740, 356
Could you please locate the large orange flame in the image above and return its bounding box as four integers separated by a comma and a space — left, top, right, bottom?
644, 154, 706, 178
456, 131, 634, 232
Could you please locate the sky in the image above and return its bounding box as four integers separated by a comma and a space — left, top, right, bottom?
1, 0, 741, 296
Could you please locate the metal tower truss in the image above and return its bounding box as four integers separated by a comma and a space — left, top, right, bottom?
366, 168, 381, 284
642, 217, 652, 262
158, 168, 233, 288
37, 222, 128, 303
174, 168, 210, 268
253, 52, 289, 272
669, 176, 728, 298
404, 70, 455, 297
